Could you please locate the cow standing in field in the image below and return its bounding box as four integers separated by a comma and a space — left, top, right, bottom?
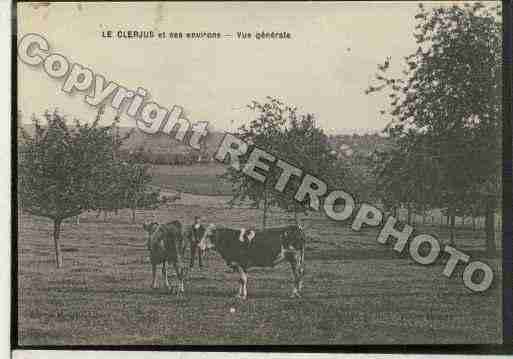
143, 220, 188, 295
198, 224, 306, 299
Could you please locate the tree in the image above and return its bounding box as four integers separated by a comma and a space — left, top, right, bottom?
277, 110, 341, 223
18, 109, 126, 267
222, 97, 340, 228
118, 161, 161, 223
366, 2, 501, 251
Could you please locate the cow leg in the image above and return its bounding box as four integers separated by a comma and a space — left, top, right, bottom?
241, 268, 248, 299
162, 261, 170, 290
298, 249, 305, 294
173, 262, 185, 296
235, 265, 248, 300
298, 261, 305, 293
189, 243, 195, 268
198, 246, 204, 268
233, 264, 242, 298
203, 249, 208, 267
236, 272, 243, 298
288, 255, 302, 298
151, 262, 158, 289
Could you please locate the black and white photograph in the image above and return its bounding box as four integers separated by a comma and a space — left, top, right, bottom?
13, 0, 510, 349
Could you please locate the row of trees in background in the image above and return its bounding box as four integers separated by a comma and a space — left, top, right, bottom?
18, 108, 164, 268
118, 146, 212, 166
364, 3, 501, 252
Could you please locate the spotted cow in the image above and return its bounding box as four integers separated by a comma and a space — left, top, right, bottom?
199, 224, 306, 299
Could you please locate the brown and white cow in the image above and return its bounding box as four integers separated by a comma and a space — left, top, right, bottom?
198, 224, 306, 299
143, 220, 188, 295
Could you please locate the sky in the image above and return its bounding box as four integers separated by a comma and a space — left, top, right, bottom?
17, 1, 478, 134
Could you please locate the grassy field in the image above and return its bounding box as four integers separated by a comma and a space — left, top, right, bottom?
148, 164, 502, 230
17, 193, 502, 345
149, 163, 233, 196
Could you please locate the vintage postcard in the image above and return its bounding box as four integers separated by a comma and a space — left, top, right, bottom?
14, 0, 509, 349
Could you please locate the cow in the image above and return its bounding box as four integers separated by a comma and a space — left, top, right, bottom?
142, 220, 188, 295
198, 224, 306, 299
184, 216, 207, 269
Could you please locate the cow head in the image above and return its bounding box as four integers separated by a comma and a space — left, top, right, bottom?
142, 221, 159, 250
198, 223, 216, 251
239, 228, 256, 243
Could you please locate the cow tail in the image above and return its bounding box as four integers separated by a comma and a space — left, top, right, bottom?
300, 241, 305, 267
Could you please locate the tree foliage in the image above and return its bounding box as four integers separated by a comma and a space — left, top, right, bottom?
18, 108, 162, 267
222, 97, 340, 228
366, 2, 501, 248
19, 109, 123, 220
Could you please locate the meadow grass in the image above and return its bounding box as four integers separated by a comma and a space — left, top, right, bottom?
17, 198, 502, 345
149, 163, 233, 196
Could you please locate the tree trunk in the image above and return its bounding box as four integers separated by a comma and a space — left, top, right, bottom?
131, 197, 138, 224
53, 218, 63, 268
484, 198, 496, 254
472, 216, 476, 232
407, 204, 412, 225
262, 192, 268, 230
449, 208, 456, 245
